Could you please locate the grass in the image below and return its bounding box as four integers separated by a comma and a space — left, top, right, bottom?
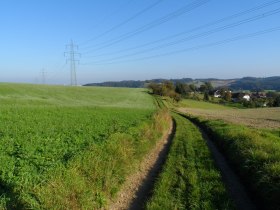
0, 83, 171, 209
174, 98, 232, 110
146, 113, 234, 210
34, 109, 171, 209
0, 83, 154, 109
187, 116, 280, 210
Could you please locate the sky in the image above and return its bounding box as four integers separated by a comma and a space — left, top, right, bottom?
1, 0, 280, 85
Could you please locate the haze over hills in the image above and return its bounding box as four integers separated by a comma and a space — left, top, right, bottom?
84, 76, 280, 91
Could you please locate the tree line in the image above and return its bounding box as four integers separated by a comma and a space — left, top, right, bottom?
148, 81, 216, 102
148, 81, 280, 107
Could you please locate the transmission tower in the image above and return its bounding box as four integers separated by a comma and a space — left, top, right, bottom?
65, 40, 80, 86
41, 69, 46, 84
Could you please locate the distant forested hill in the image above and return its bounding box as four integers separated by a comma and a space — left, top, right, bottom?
84, 76, 280, 91
84, 78, 193, 88
84, 80, 145, 88
229, 76, 280, 91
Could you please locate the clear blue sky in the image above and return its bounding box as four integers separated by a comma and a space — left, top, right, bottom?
1, 0, 280, 85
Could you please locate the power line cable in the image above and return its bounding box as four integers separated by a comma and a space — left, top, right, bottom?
79, 0, 135, 46
48, 62, 68, 80
80, 0, 165, 47
81, 26, 280, 65
82, 0, 209, 52
83, 8, 280, 64
81, 0, 211, 54
83, 0, 280, 59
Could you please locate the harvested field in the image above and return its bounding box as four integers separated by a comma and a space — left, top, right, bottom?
178, 107, 280, 129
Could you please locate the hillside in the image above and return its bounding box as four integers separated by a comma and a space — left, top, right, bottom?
0, 83, 154, 109
84, 76, 280, 91
84, 78, 193, 88
0, 83, 162, 209
229, 76, 280, 90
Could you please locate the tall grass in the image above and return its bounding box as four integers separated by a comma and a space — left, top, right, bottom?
188, 116, 280, 210
28, 109, 171, 209
147, 113, 234, 210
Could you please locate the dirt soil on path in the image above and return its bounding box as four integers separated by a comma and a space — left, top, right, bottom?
198, 126, 257, 210
108, 119, 175, 210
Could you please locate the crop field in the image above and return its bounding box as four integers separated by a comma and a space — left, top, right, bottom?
177, 99, 280, 129
147, 113, 233, 210
0, 84, 170, 209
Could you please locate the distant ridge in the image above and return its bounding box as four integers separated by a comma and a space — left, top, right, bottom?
84, 76, 280, 91
229, 76, 280, 91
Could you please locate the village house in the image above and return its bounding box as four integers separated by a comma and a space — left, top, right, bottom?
251, 92, 267, 99
243, 94, 250, 101
214, 90, 221, 98
231, 92, 251, 102
213, 89, 232, 98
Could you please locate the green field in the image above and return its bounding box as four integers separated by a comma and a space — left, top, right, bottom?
0, 84, 169, 209
177, 98, 231, 110
2, 85, 279, 209
162, 97, 234, 110
0, 83, 154, 108
147, 113, 233, 210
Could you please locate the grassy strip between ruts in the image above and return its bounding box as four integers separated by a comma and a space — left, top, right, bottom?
146, 113, 234, 210
184, 114, 280, 210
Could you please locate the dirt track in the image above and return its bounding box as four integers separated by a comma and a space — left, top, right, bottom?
197, 125, 257, 210
108, 119, 175, 210
109, 111, 259, 210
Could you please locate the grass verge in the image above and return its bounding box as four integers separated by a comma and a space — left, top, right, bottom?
186, 115, 280, 210
146, 113, 234, 210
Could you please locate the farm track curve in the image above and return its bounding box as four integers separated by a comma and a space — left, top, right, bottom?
109, 119, 175, 210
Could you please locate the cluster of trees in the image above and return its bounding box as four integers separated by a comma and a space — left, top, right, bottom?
241, 97, 280, 108
241, 98, 267, 108
148, 81, 181, 102
199, 82, 213, 101
218, 89, 232, 102
266, 92, 280, 107
148, 81, 214, 102
175, 81, 229, 102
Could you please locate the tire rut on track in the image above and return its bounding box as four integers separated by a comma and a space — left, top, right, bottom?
109, 111, 257, 210
108, 119, 175, 210
189, 118, 258, 210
